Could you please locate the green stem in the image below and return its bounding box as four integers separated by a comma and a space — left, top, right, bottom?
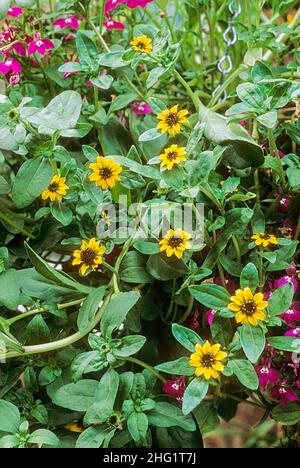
6, 298, 84, 326
178, 295, 195, 325
165, 279, 176, 321
0, 211, 36, 239
217, 261, 226, 288
263, 8, 300, 62
232, 235, 241, 263
173, 69, 203, 112
268, 129, 286, 191
247, 0, 252, 32
126, 357, 166, 384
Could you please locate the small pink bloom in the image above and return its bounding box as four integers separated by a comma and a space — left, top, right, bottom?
28, 33, 55, 56
7, 7, 23, 18
0, 57, 21, 76
105, 0, 126, 13
163, 376, 186, 402
130, 100, 153, 115
280, 302, 300, 327
215, 276, 236, 294
52, 16, 80, 29
9, 42, 26, 56
7, 72, 20, 88
285, 327, 300, 339
271, 382, 298, 406
274, 274, 298, 294
207, 309, 217, 326
274, 193, 291, 213
256, 366, 279, 389
126, 0, 154, 8
104, 17, 125, 30
283, 219, 297, 238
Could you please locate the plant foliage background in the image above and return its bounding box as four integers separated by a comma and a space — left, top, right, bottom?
0, 0, 300, 449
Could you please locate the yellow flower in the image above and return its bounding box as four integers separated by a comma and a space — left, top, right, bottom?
157, 105, 189, 136
160, 145, 186, 170
41, 175, 69, 202
159, 228, 191, 259
89, 157, 122, 190
101, 210, 111, 227
251, 233, 278, 248
130, 35, 153, 54
65, 421, 84, 433
189, 341, 227, 380
72, 238, 106, 275
228, 287, 268, 327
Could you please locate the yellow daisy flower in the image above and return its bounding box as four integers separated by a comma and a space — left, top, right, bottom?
89, 157, 122, 190
41, 175, 69, 202
157, 105, 189, 136
159, 228, 191, 259
65, 421, 84, 433
72, 237, 106, 275
228, 287, 268, 327
251, 233, 278, 248
189, 341, 228, 380
160, 145, 186, 171
130, 35, 153, 54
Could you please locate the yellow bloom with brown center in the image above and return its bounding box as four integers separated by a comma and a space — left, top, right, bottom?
189, 341, 228, 380
159, 228, 191, 259
228, 287, 268, 327
41, 175, 69, 202
157, 105, 189, 136
65, 421, 84, 433
160, 145, 186, 170
72, 238, 106, 275
130, 35, 153, 54
251, 232, 278, 248
89, 157, 122, 190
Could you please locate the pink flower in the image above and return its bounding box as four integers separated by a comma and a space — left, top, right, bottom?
271, 382, 298, 406
104, 17, 125, 30
9, 42, 26, 56
256, 366, 279, 389
0, 57, 21, 75
105, 0, 126, 13
285, 327, 300, 339
52, 16, 80, 29
274, 193, 291, 213
185, 310, 200, 331
130, 100, 153, 115
163, 376, 186, 401
274, 274, 298, 294
28, 33, 55, 56
280, 302, 300, 327
126, 0, 154, 8
207, 309, 217, 326
7, 7, 23, 18
7, 72, 20, 88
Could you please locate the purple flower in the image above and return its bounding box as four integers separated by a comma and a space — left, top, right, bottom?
285, 327, 300, 339
7, 7, 23, 18
104, 17, 125, 30
28, 33, 55, 56
271, 382, 298, 406
7, 72, 20, 88
105, 0, 126, 13
163, 376, 186, 401
256, 366, 279, 389
0, 57, 21, 76
280, 302, 300, 327
52, 16, 80, 29
126, 0, 155, 8
274, 274, 298, 294
206, 308, 217, 326
130, 100, 153, 115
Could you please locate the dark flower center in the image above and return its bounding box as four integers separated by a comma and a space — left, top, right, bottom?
48, 182, 59, 193
100, 168, 113, 180
137, 41, 146, 50
261, 234, 270, 240
201, 354, 215, 368
166, 112, 179, 127
168, 236, 183, 248
166, 151, 179, 161
81, 248, 97, 265
241, 300, 257, 316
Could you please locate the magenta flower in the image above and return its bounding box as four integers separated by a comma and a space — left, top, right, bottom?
8, 72, 20, 88
105, 0, 126, 13
271, 382, 298, 406
163, 376, 186, 401
28, 33, 55, 56
130, 100, 153, 115
126, 0, 154, 8
9, 42, 26, 56
104, 17, 125, 30
256, 366, 279, 389
52, 16, 80, 29
274, 274, 298, 294
285, 327, 300, 339
0, 57, 21, 76
207, 308, 217, 326
274, 193, 291, 213
280, 302, 300, 327
185, 310, 200, 331
7, 7, 23, 18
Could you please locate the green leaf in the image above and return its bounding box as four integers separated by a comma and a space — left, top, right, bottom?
0, 175, 10, 195
101, 291, 140, 337
77, 286, 107, 333
194, 402, 219, 435
182, 378, 209, 415
0, 435, 20, 448
267, 336, 300, 352
172, 324, 203, 352
272, 403, 300, 425
0, 400, 20, 433
227, 360, 259, 390
189, 284, 230, 309
257, 111, 277, 129
71, 351, 105, 381
211, 317, 233, 347
52, 380, 99, 411
84, 369, 119, 425
268, 284, 294, 316
147, 402, 196, 431
161, 166, 184, 189
50, 204, 73, 227
133, 241, 160, 255
12, 158, 53, 208
127, 412, 148, 446
76, 31, 98, 70
240, 263, 259, 290
139, 128, 162, 142
28, 429, 59, 447
146, 254, 189, 281
119, 251, 154, 284
114, 335, 146, 357
239, 325, 266, 363
109, 92, 137, 114
156, 357, 194, 376
76, 426, 115, 449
